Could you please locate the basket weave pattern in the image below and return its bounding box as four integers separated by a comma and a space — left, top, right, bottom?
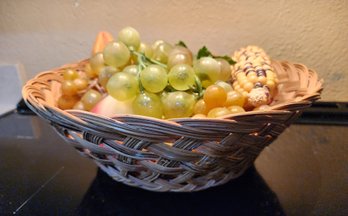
23, 60, 322, 192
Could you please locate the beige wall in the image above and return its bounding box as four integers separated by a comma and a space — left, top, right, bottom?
0, 0, 347, 101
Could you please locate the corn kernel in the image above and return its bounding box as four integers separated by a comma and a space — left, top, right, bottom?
266, 70, 274, 78
248, 75, 258, 83
243, 82, 254, 92
266, 80, 275, 90
257, 76, 267, 84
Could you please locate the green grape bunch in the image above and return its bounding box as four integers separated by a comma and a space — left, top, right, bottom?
59, 26, 239, 119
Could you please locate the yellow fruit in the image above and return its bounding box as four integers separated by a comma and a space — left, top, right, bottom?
92, 31, 114, 55
224, 90, 245, 107
228, 105, 245, 114
207, 107, 231, 118
58, 95, 79, 110
193, 99, 208, 115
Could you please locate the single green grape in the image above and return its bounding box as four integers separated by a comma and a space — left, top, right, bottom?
193, 57, 220, 86
98, 66, 119, 88
138, 42, 153, 58
103, 41, 130, 68
132, 91, 163, 118
170, 46, 193, 60
118, 27, 141, 50
161, 91, 196, 119
152, 40, 165, 50
81, 89, 102, 111
167, 46, 193, 69
140, 65, 168, 93
90, 52, 105, 75
167, 53, 193, 69
215, 81, 233, 93
216, 58, 232, 81
107, 72, 138, 101
168, 64, 195, 91
123, 65, 139, 77
151, 40, 173, 64
63, 69, 79, 80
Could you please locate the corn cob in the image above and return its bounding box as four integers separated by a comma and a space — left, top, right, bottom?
231, 45, 278, 108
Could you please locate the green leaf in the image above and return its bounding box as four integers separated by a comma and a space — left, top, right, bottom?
176, 40, 188, 48
196, 46, 236, 65
197, 46, 213, 59
215, 55, 236, 65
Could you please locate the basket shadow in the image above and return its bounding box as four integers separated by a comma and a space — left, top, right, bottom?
76, 166, 285, 216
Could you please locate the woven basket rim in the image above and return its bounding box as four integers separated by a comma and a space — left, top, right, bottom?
22, 59, 323, 124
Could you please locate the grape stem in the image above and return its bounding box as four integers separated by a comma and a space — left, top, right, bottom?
137, 71, 145, 93
194, 75, 203, 98
132, 50, 168, 68
133, 51, 150, 93
135, 54, 147, 70
131, 50, 203, 98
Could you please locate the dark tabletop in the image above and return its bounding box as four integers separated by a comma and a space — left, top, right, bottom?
0, 112, 347, 216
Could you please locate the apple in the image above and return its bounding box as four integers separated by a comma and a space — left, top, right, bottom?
90, 95, 133, 117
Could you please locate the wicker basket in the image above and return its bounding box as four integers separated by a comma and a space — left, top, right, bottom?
22, 59, 323, 192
